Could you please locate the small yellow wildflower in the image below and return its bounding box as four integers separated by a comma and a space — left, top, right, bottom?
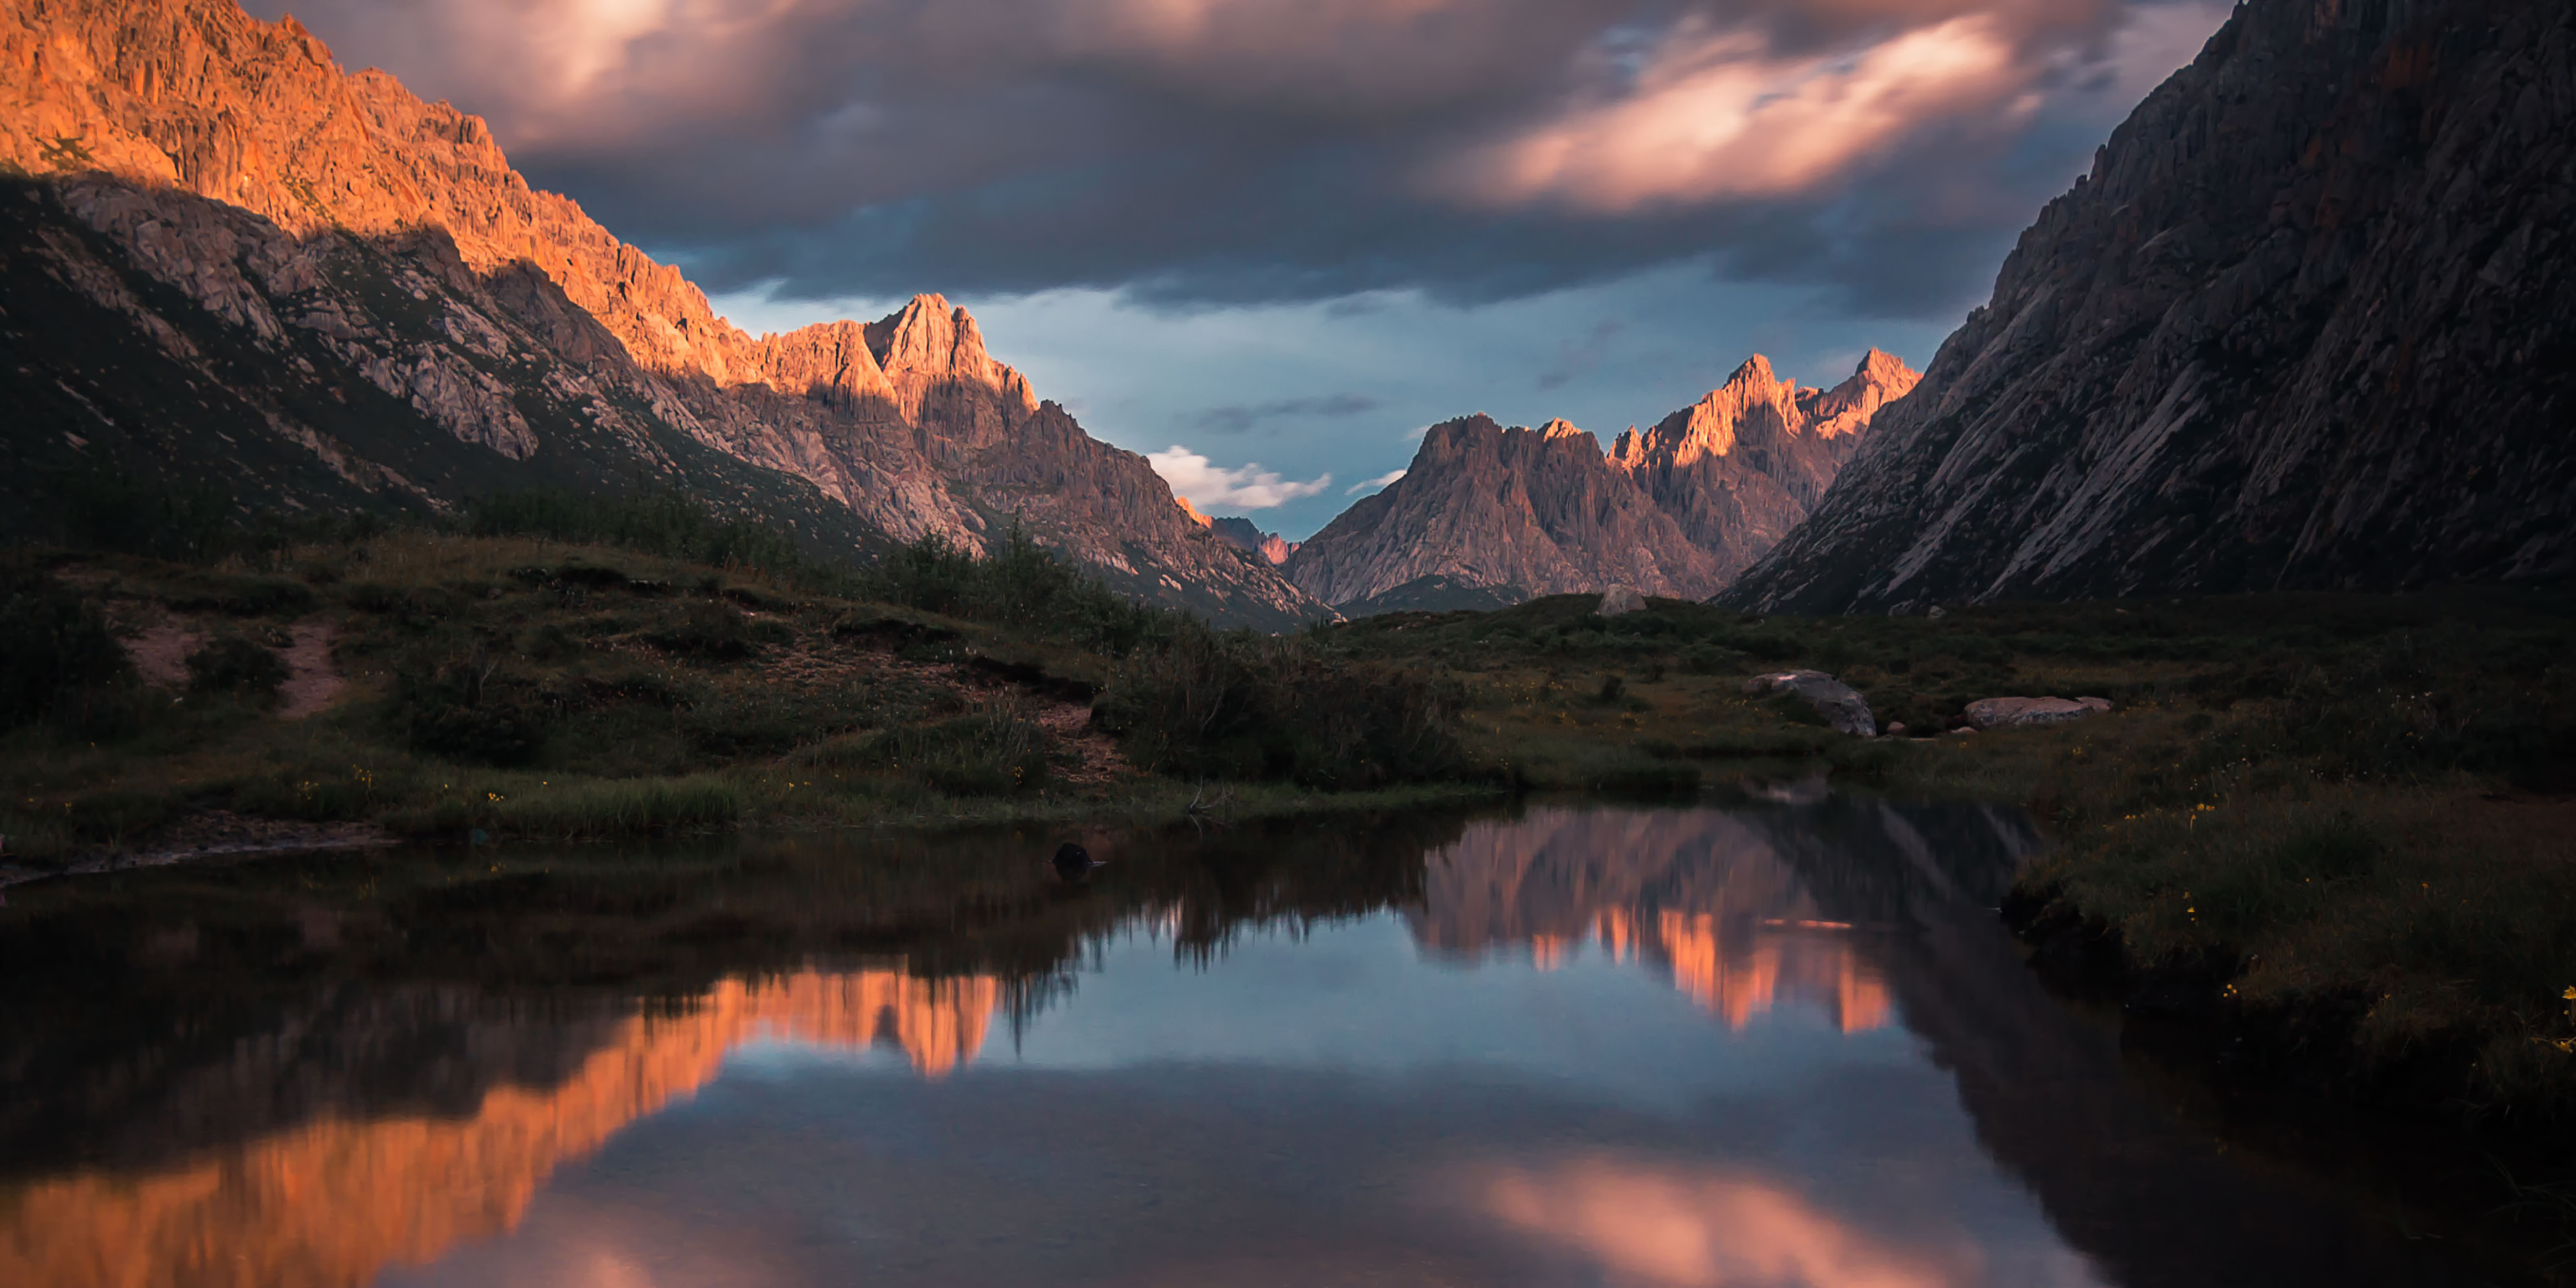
2564, 986, 2576, 1001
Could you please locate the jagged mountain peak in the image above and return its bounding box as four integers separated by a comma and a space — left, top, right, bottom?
1284, 346, 1913, 611
0, 0, 1329, 629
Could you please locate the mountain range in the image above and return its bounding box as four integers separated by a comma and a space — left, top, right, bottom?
1282, 351, 1917, 611
1723, 0, 2575, 611
0, 0, 1326, 628
8, 0, 2565, 626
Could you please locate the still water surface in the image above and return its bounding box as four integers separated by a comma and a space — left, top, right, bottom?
0, 802, 2507, 1286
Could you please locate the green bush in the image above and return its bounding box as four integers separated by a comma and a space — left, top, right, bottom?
645, 601, 763, 661
0, 569, 131, 731
863, 526, 1159, 655
390, 654, 548, 766
184, 636, 288, 700
1097, 624, 1465, 789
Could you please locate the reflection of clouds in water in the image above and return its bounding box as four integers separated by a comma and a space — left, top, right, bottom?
1479, 1155, 1978, 1287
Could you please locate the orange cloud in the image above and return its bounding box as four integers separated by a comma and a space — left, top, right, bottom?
1437, 16, 2027, 213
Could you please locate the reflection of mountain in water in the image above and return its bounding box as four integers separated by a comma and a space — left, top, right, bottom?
0, 967, 998, 1288
1409, 803, 2039, 1034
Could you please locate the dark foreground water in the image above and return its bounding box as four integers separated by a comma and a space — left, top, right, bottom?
0, 802, 2518, 1286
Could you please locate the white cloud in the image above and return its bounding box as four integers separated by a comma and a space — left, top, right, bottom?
1147, 445, 1333, 511
1346, 468, 1407, 495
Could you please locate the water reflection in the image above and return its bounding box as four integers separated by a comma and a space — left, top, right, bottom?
0, 967, 998, 1288
0, 802, 2520, 1287
1478, 1158, 1975, 1288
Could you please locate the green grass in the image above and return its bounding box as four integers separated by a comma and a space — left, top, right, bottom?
0, 523, 1488, 865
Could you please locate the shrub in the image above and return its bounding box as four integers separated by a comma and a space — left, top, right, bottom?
0, 570, 132, 731
862, 526, 1160, 655
1097, 624, 1465, 789
390, 654, 547, 765
645, 602, 761, 661
185, 636, 288, 701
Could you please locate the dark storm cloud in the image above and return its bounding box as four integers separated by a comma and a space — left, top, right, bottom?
1190, 394, 1384, 436
257, 0, 2229, 319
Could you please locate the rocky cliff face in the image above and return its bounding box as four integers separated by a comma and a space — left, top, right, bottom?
1286, 416, 1719, 607
1206, 516, 1298, 566
1284, 352, 1916, 609
0, 0, 1323, 628
1610, 351, 1918, 585
1723, 0, 2576, 613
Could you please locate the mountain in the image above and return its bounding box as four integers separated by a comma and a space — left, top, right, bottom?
1722, 0, 2576, 613
0, 0, 1326, 629
1205, 516, 1298, 566
1286, 416, 1721, 607
1611, 351, 1918, 583
1283, 352, 1917, 610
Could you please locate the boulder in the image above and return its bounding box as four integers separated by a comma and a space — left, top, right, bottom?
1597, 585, 1647, 616
1741, 669, 1877, 737
1965, 696, 2112, 730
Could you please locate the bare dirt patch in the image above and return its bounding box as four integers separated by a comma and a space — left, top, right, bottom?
123, 621, 204, 688
277, 620, 345, 718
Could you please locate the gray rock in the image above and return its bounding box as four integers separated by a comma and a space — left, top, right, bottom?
1741, 669, 1878, 737
1721, 0, 2576, 612
1965, 696, 2112, 730
1597, 584, 1647, 616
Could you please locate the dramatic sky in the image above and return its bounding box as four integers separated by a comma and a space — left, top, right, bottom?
256, 0, 2230, 538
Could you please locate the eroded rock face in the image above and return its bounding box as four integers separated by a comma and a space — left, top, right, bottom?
1724, 0, 2576, 613
1286, 416, 1720, 606
1284, 351, 1916, 609
0, 0, 1325, 629
1597, 585, 1647, 616
1742, 671, 1878, 738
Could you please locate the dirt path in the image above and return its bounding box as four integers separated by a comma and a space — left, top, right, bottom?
277, 621, 345, 718
116, 614, 344, 718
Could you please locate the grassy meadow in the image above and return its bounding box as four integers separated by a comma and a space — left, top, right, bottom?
0, 505, 1478, 871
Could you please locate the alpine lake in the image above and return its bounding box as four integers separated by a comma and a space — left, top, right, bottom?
0, 799, 2532, 1287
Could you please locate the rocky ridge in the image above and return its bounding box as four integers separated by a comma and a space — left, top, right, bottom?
1723, 0, 2576, 612
0, 0, 1323, 627
1284, 352, 1917, 609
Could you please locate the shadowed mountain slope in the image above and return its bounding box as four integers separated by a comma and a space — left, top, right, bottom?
1723, 0, 2576, 613
0, 0, 1323, 627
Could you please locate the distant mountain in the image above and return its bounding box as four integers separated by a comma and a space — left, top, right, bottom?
1723, 0, 2576, 612
1205, 516, 1298, 566
1283, 352, 1917, 608
0, 0, 1326, 629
